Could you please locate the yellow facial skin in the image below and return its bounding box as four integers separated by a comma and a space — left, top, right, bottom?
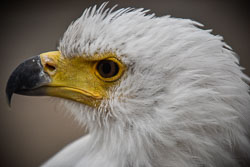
40, 51, 125, 107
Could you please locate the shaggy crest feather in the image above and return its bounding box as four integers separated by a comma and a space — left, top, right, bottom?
43, 3, 250, 167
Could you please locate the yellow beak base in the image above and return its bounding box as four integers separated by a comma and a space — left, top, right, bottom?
40, 51, 105, 107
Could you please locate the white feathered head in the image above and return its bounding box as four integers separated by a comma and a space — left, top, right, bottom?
6, 3, 250, 167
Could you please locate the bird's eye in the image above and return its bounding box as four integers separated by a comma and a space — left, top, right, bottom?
94, 57, 125, 82
97, 60, 119, 78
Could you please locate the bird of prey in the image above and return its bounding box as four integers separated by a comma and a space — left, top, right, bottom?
6, 3, 250, 167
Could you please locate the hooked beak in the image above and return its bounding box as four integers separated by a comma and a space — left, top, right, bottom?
6, 51, 104, 107
6, 55, 51, 106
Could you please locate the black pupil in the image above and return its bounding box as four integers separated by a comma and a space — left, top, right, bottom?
102, 62, 111, 74
97, 60, 119, 78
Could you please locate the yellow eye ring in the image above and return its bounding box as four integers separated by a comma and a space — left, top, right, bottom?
94, 57, 125, 82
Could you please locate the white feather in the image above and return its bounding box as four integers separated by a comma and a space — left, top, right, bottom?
43, 3, 250, 167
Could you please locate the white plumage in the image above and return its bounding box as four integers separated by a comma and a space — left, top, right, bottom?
43, 3, 250, 167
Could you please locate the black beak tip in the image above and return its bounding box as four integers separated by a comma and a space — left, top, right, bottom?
5, 55, 51, 108
6, 92, 12, 107
6, 77, 14, 108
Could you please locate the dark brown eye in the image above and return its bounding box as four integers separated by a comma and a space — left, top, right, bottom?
97, 60, 119, 78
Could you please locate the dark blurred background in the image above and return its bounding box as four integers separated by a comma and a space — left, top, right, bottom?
0, 0, 249, 166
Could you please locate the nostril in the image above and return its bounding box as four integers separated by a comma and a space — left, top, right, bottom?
44, 62, 56, 75
46, 63, 56, 71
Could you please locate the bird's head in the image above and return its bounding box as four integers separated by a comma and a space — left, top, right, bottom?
6, 3, 248, 139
